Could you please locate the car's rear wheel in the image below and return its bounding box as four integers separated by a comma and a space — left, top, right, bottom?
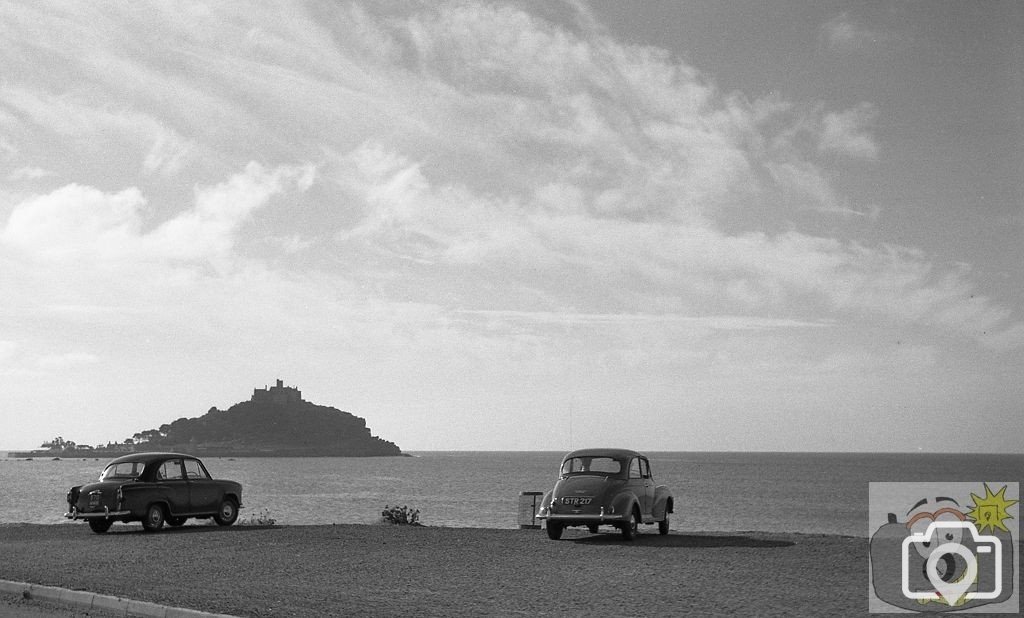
88, 519, 112, 534
546, 522, 563, 540
167, 516, 187, 527
214, 498, 238, 526
658, 513, 670, 535
621, 508, 639, 541
142, 504, 165, 532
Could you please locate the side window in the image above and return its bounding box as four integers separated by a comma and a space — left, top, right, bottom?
628, 457, 641, 479
640, 458, 652, 479
158, 459, 184, 480
183, 459, 208, 480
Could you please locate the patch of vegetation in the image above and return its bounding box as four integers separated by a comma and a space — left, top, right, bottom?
381, 504, 421, 526
237, 508, 277, 526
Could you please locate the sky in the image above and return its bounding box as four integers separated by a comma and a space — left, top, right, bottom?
1, 1, 1021, 453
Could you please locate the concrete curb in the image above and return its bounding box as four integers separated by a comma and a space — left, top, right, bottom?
0, 579, 237, 617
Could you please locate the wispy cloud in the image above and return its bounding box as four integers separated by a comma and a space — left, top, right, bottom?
1, 162, 314, 265
38, 351, 100, 368
819, 103, 879, 160
0, 340, 16, 363
7, 166, 53, 181
1, 2, 1017, 352
821, 13, 880, 52
0, 1, 1020, 452
454, 309, 829, 331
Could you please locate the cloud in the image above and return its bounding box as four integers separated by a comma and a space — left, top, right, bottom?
0, 340, 16, 363
7, 166, 53, 181
143, 126, 195, 176
1, 161, 315, 264
0, 0, 1019, 401
0, 183, 148, 260
980, 322, 1024, 351
819, 103, 879, 160
145, 161, 315, 262
454, 309, 828, 331
821, 13, 879, 52
766, 161, 850, 214
38, 351, 100, 368
331, 138, 1014, 345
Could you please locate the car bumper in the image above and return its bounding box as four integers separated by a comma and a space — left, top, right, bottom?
537, 509, 628, 524
65, 506, 131, 520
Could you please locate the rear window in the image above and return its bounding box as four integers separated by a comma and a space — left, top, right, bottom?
560, 456, 622, 476
99, 461, 146, 481
157, 459, 184, 480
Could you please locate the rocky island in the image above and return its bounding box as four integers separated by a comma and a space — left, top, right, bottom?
9, 380, 403, 458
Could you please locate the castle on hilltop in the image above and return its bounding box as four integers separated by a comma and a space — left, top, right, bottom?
252, 379, 302, 404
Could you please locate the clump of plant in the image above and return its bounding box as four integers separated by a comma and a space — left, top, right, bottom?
380, 504, 422, 526
238, 508, 277, 526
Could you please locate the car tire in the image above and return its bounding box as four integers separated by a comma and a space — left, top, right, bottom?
621, 508, 639, 541
546, 522, 564, 540
658, 513, 670, 535
143, 504, 165, 532
214, 498, 238, 526
167, 517, 187, 527
88, 519, 113, 534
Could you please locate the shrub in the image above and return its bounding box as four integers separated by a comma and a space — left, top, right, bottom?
238, 508, 277, 526
380, 504, 421, 526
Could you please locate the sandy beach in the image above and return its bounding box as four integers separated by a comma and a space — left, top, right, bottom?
0, 523, 869, 616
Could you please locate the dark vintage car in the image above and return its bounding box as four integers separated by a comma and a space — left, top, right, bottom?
537, 448, 673, 540
65, 452, 243, 533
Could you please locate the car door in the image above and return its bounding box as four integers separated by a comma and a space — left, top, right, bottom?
638, 457, 655, 520
183, 457, 220, 513
155, 458, 190, 515
627, 457, 652, 519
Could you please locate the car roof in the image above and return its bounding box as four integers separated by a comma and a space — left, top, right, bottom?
562, 448, 644, 460
105, 452, 199, 465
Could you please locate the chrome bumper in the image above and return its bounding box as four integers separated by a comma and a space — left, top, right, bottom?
539, 513, 626, 522
537, 506, 627, 523
65, 506, 131, 520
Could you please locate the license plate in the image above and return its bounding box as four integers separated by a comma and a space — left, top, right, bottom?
561, 497, 592, 506
89, 493, 100, 507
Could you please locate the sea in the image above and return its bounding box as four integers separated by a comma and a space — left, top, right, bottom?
1, 451, 1020, 537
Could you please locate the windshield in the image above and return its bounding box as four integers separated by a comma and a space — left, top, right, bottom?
560, 456, 622, 476
99, 460, 146, 481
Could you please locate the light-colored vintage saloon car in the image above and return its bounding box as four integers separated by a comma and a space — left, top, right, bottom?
537, 448, 673, 540
65, 452, 243, 533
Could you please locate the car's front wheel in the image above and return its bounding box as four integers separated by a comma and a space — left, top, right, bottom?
546, 522, 563, 540
621, 508, 639, 541
142, 504, 165, 532
88, 519, 112, 534
658, 513, 670, 535
214, 498, 238, 526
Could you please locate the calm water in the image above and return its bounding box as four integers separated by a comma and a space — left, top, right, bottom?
1, 451, 1020, 537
